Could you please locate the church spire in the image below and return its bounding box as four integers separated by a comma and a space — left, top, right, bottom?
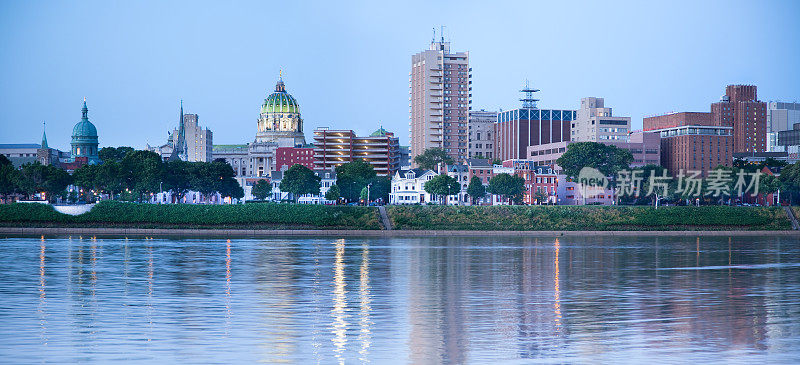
41, 121, 48, 149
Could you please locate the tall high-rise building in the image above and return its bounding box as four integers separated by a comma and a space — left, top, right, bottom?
571, 97, 630, 142
410, 36, 471, 163
710, 85, 767, 153
468, 109, 497, 159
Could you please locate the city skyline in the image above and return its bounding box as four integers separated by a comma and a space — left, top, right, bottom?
1, 0, 799, 150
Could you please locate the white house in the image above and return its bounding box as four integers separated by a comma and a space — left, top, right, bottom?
390, 168, 437, 204
269, 167, 337, 204
445, 164, 470, 205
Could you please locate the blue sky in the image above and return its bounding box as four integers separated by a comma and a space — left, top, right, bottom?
1, 0, 799, 150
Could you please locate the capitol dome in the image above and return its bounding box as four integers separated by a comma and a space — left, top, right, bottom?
261, 79, 300, 114
255, 74, 306, 147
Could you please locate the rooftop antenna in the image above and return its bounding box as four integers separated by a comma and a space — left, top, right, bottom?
431, 27, 436, 44
520, 79, 540, 109
440, 25, 445, 43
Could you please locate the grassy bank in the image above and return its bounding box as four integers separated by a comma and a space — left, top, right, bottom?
0, 202, 792, 231
387, 205, 792, 231
0, 201, 381, 230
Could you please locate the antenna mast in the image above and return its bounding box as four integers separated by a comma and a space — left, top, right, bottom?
520, 79, 540, 109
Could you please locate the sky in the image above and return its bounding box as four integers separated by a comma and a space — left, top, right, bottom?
1, 0, 799, 150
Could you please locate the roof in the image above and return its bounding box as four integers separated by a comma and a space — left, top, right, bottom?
466, 158, 492, 167
213, 144, 248, 151
447, 164, 469, 173
261, 79, 300, 114
397, 168, 432, 177
0, 144, 41, 150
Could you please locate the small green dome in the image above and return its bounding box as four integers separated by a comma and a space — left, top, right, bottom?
72, 100, 98, 138
370, 126, 389, 137
261, 79, 300, 114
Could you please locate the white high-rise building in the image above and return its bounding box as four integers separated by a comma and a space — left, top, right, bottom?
571, 97, 630, 142
410, 35, 471, 163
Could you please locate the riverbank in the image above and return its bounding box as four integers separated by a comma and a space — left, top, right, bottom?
3, 227, 800, 238
0, 202, 792, 232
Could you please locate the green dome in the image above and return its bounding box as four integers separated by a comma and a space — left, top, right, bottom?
370, 126, 389, 137
72, 100, 98, 138
261, 79, 300, 114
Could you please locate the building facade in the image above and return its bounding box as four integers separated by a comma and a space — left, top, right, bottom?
494, 108, 575, 161
468, 109, 496, 159
571, 97, 630, 142
410, 37, 471, 162
148, 102, 213, 162
313, 127, 400, 176
644, 112, 733, 176
710, 85, 766, 153
768, 101, 800, 153
389, 168, 437, 204
275, 147, 314, 171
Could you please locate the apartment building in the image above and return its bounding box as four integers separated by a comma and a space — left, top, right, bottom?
468, 109, 497, 159
410, 37, 471, 162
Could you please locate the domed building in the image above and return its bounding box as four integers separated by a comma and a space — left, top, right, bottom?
69, 98, 100, 164
255, 76, 306, 147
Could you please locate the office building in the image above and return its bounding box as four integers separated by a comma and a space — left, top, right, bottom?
410, 35, 471, 162
768, 101, 800, 153
644, 112, 733, 176
710, 85, 766, 153
468, 109, 497, 159
275, 147, 314, 171
571, 97, 630, 142
494, 86, 575, 161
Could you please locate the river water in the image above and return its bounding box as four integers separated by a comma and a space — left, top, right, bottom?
1, 235, 799, 364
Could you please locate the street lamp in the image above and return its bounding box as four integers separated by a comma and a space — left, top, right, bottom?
367, 183, 372, 205
159, 181, 163, 204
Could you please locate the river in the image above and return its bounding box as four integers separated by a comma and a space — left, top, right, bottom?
1, 235, 799, 363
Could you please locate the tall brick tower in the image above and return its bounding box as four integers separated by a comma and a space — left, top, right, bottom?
711, 85, 767, 153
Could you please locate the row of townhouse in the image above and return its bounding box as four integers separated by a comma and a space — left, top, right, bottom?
389, 159, 569, 205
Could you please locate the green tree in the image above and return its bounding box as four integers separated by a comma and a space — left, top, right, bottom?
780, 163, 800, 205
99, 160, 125, 199
492, 159, 502, 166
534, 189, 549, 205
324, 184, 341, 202
252, 179, 273, 201
18, 162, 72, 202
466, 176, 486, 205
487, 173, 525, 205
759, 174, 781, 206
0, 155, 20, 203
280, 164, 321, 202
99, 146, 135, 163
556, 142, 634, 179
413, 148, 453, 171
335, 160, 377, 202
220, 177, 244, 201
164, 160, 195, 202
120, 150, 165, 202
424, 174, 460, 204
72, 164, 103, 202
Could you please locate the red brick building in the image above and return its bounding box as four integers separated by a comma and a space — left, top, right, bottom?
644, 112, 733, 176
502, 160, 558, 204
494, 108, 575, 161
274, 147, 314, 171
711, 85, 767, 153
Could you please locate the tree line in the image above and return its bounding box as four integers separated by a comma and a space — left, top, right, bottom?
0, 147, 244, 203
250, 159, 390, 204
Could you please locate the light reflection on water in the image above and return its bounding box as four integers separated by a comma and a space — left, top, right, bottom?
1, 235, 800, 363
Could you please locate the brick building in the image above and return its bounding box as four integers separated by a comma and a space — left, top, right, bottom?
275, 147, 314, 171
644, 112, 733, 176
710, 85, 767, 153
